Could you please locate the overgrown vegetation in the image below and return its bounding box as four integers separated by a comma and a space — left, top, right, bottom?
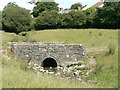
84, 51, 118, 88
1, 29, 118, 88
25, 29, 118, 48
0, 31, 25, 45
1, 0, 119, 88
1, 57, 97, 88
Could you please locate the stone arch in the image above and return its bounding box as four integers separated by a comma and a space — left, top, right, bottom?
41, 57, 57, 67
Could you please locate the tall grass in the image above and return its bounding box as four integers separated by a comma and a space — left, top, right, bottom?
25, 29, 118, 48
0, 31, 25, 45
1, 29, 118, 88
85, 51, 118, 88
2, 58, 97, 88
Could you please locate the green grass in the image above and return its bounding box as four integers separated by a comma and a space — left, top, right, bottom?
1, 51, 118, 88
1, 29, 118, 88
1, 58, 97, 88
84, 51, 118, 88
1, 29, 118, 48
0, 31, 25, 45
25, 29, 118, 48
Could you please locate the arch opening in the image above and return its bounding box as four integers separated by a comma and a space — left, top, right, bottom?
41, 58, 57, 67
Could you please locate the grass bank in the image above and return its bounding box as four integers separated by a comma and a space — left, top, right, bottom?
1, 29, 118, 88
2, 57, 97, 88
1, 29, 118, 48
25, 29, 118, 48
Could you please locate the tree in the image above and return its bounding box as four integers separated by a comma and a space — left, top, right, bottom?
93, 2, 120, 29
83, 7, 96, 28
70, 2, 82, 10
34, 10, 59, 30
2, 2, 32, 33
32, 1, 59, 17
60, 11, 87, 28
3, 2, 18, 9
83, 7, 95, 15
0, 11, 2, 29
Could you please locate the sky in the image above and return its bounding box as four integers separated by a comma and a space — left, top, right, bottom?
0, 0, 100, 11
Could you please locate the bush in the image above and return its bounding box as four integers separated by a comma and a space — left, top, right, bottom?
32, 2, 59, 17
93, 2, 120, 29
0, 11, 2, 29
107, 43, 116, 55
34, 10, 59, 30
2, 2, 32, 34
59, 11, 87, 28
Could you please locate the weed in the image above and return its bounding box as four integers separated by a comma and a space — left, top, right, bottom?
99, 32, 102, 36
107, 43, 116, 55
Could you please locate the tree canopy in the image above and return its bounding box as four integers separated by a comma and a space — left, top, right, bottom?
2, 2, 32, 33
32, 1, 59, 17
34, 10, 59, 29
93, 2, 120, 28
0, 11, 2, 29
70, 3, 82, 10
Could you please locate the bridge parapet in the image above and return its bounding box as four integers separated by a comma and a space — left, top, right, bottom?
7, 42, 85, 67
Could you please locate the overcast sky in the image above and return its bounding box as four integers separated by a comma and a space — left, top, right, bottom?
0, 0, 100, 11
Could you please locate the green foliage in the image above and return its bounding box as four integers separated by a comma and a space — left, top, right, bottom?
0, 11, 2, 29
84, 7, 95, 15
83, 8, 96, 28
61, 11, 86, 28
20, 62, 30, 71
32, 2, 59, 17
93, 2, 120, 29
93, 51, 118, 87
70, 2, 82, 10
107, 43, 116, 55
3, 2, 18, 9
34, 10, 59, 29
2, 2, 32, 34
2, 57, 96, 88
19, 32, 29, 36
98, 32, 102, 36
34, 10, 87, 29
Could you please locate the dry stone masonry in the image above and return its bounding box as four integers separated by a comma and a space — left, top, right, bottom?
7, 42, 85, 67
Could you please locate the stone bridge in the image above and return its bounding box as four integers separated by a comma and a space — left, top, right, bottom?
7, 42, 85, 67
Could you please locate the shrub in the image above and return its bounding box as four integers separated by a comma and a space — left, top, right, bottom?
107, 43, 116, 55
2, 2, 32, 34
99, 32, 102, 36
32, 2, 59, 17
20, 62, 29, 71
60, 11, 87, 28
34, 10, 59, 30
0, 11, 2, 29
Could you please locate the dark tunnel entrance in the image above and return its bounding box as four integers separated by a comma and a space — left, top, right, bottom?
42, 58, 57, 67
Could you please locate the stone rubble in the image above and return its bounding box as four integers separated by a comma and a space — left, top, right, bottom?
28, 57, 97, 82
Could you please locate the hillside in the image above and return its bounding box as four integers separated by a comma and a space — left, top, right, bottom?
1, 29, 118, 88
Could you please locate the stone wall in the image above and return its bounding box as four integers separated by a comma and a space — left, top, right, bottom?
7, 42, 85, 67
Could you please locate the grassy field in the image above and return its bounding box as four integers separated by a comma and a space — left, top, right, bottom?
1, 29, 118, 48
0, 31, 25, 45
1, 50, 118, 88
1, 57, 98, 88
84, 51, 118, 88
25, 29, 118, 48
1, 29, 119, 88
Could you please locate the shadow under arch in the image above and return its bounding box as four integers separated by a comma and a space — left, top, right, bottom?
41, 57, 57, 67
